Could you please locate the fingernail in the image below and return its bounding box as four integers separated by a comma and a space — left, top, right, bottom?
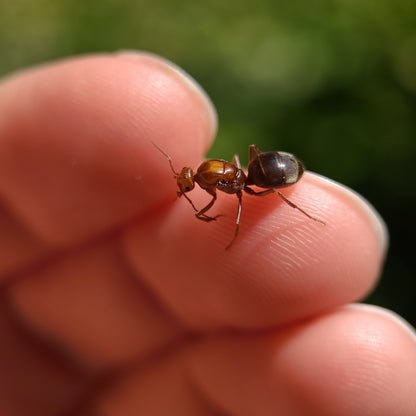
115, 50, 218, 137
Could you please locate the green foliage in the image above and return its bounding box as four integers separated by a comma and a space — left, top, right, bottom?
1, 0, 415, 324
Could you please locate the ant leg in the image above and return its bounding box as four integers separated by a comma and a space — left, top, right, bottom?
195, 192, 222, 222
243, 186, 274, 197
181, 192, 217, 221
244, 186, 326, 225
232, 154, 241, 169
225, 190, 242, 250
249, 144, 263, 162
273, 190, 326, 224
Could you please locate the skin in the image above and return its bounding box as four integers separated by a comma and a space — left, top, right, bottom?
0, 52, 415, 416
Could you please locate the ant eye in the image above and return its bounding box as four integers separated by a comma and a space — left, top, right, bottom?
185, 186, 190, 191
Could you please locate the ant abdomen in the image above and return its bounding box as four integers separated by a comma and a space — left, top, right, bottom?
247, 151, 304, 188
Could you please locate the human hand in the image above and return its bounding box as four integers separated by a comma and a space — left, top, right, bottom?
0, 53, 415, 416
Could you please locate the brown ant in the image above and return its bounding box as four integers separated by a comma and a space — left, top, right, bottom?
152, 141, 325, 249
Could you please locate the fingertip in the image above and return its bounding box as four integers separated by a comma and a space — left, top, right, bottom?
124, 170, 386, 329
116, 50, 218, 143
346, 303, 416, 342
186, 306, 416, 416
0, 53, 216, 244
280, 305, 416, 415
308, 173, 389, 259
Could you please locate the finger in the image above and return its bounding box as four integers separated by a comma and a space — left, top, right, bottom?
92, 353, 221, 416
7, 239, 183, 369
1, 53, 216, 374
186, 305, 416, 416
0, 298, 89, 416
0, 52, 217, 248
0, 202, 50, 278
124, 173, 387, 328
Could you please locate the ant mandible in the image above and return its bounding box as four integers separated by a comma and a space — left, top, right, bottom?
152, 141, 326, 249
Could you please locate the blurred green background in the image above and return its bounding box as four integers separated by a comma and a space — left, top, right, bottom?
0, 0, 415, 327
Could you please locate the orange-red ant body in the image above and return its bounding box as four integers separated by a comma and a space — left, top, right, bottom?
153, 141, 325, 249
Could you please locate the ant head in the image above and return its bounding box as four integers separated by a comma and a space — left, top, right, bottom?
176, 167, 195, 196
152, 141, 196, 196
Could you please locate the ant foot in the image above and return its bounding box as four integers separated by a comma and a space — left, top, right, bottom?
195, 213, 224, 222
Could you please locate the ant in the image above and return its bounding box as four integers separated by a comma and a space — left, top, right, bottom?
152, 141, 325, 249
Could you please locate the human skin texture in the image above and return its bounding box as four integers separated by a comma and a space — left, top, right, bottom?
0, 52, 415, 416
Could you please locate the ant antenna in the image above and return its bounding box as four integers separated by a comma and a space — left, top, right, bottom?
152, 140, 200, 213
152, 141, 178, 177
